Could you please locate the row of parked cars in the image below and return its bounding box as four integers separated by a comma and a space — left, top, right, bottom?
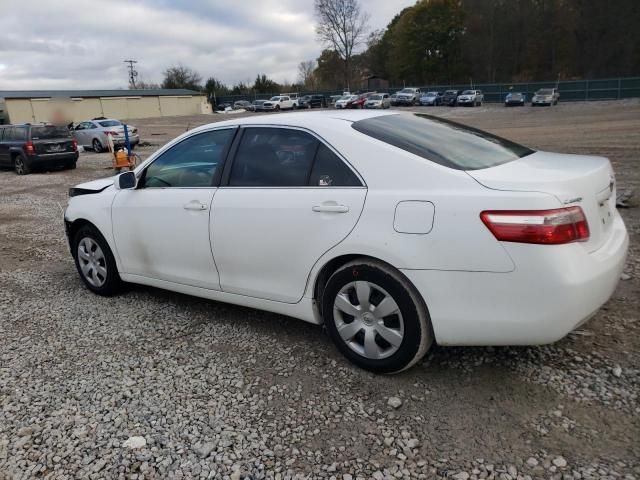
219, 87, 561, 113
0, 117, 139, 175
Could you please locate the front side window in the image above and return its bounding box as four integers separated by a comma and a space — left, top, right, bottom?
142, 129, 234, 188
352, 113, 533, 171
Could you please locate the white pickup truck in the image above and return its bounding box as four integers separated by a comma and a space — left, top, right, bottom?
262, 96, 295, 111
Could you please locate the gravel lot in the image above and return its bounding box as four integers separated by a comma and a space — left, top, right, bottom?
1, 101, 639, 479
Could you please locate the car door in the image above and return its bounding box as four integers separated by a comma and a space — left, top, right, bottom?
211, 126, 367, 303
111, 127, 236, 289
74, 122, 91, 146
0, 127, 8, 165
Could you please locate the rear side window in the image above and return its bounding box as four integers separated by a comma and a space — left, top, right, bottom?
351, 114, 533, 170
310, 144, 361, 187
31, 126, 71, 139
12, 127, 27, 141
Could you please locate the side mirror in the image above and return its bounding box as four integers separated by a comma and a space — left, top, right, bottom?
116, 171, 137, 190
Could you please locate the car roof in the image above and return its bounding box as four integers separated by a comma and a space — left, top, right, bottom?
194, 110, 397, 133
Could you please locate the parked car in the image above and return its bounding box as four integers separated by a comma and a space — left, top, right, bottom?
0, 123, 78, 174
532, 88, 560, 106
233, 100, 255, 111
73, 118, 139, 153
389, 93, 399, 106
253, 99, 268, 111
299, 95, 328, 109
364, 93, 391, 109
441, 89, 461, 106
262, 96, 295, 111
216, 102, 233, 112
457, 90, 484, 107
335, 95, 358, 109
419, 91, 443, 106
64, 111, 628, 373
329, 95, 343, 106
346, 92, 377, 109
394, 88, 422, 106
282, 93, 301, 109
505, 92, 526, 106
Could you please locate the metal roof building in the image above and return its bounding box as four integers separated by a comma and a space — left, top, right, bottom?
0, 89, 211, 124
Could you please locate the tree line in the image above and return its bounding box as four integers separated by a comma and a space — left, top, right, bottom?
136, 0, 640, 97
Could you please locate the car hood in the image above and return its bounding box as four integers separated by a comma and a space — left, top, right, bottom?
74, 177, 116, 191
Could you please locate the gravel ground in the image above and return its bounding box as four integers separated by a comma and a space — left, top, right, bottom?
1, 101, 639, 479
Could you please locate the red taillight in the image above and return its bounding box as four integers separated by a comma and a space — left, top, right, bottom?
105, 131, 118, 136
480, 207, 590, 245
25, 140, 35, 156
72, 138, 78, 151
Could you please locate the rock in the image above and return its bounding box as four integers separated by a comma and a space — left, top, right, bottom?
453, 473, 470, 480
122, 436, 147, 449
612, 365, 622, 377
387, 397, 403, 409
372, 472, 384, 480
526, 457, 539, 467
552, 457, 567, 468
620, 273, 631, 281
344, 475, 353, 480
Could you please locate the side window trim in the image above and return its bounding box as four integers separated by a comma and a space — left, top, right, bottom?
138, 126, 238, 189
220, 125, 366, 188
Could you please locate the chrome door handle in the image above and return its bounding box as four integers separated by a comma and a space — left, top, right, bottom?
184, 201, 208, 211
312, 204, 349, 213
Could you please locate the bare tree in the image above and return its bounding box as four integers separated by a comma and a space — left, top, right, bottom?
161, 65, 202, 90
298, 60, 317, 90
314, 0, 369, 89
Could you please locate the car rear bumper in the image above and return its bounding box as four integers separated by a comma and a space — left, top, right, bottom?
29, 152, 79, 166
457, 100, 475, 105
402, 211, 628, 346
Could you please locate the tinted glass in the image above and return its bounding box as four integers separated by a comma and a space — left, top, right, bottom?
13, 127, 27, 141
229, 128, 318, 187
352, 114, 533, 170
98, 120, 121, 127
143, 129, 234, 188
31, 126, 71, 139
309, 144, 361, 187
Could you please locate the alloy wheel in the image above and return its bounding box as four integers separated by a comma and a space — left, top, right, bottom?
14, 157, 25, 175
77, 237, 107, 287
333, 281, 404, 360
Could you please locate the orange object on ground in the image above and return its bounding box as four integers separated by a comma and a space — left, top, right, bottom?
113, 150, 136, 170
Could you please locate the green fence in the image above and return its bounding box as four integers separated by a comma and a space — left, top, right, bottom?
216, 76, 640, 105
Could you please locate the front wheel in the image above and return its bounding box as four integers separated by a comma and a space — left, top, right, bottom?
322, 260, 433, 373
92, 139, 103, 153
72, 225, 122, 296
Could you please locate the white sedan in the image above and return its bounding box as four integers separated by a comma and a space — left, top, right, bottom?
64, 111, 628, 373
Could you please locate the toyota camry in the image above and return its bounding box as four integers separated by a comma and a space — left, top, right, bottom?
64, 111, 628, 373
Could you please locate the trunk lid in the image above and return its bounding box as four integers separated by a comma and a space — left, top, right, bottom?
468, 151, 616, 252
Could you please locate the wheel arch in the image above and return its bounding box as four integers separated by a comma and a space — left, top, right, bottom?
65, 218, 101, 254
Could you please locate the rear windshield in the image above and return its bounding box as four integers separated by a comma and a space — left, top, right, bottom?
351, 113, 534, 170
30, 125, 71, 139
98, 120, 121, 127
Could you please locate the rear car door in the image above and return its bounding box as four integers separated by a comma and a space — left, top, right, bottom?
111, 128, 236, 289
0, 127, 8, 165
211, 126, 367, 303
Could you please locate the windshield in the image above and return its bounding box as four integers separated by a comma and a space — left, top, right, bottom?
369, 95, 382, 100
351, 113, 533, 171
425, 92, 438, 96
398, 88, 416, 94
30, 125, 71, 139
98, 120, 121, 127
461, 90, 474, 95
508, 92, 523, 96
445, 90, 457, 95
269, 96, 281, 101
537, 89, 553, 95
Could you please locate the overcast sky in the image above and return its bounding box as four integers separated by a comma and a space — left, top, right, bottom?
0, 0, 415, 91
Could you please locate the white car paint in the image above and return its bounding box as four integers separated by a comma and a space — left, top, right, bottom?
65, 110, 628, 355
261, 96, 294, 111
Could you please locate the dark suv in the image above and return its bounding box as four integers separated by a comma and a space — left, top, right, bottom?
298, 95, 327, 109
0, 124, 78, 175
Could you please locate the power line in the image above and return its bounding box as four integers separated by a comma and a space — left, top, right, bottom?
124, 60, 138, 89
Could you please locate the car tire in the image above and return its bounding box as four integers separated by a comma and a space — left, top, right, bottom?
322, 259, 433, 373
72, 224, 122, 296
92, 139, 103, 153
13, 154, 31, 175
275, 105, 280, 111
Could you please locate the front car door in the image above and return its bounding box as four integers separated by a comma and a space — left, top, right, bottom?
211, 126, 367, 303
111, 127, 236, 289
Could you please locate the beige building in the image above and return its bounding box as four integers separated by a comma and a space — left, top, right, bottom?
0, 89, 211, 124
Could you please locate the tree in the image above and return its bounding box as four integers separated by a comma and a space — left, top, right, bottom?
253, 74, 280, 94
204, 77, 229, 104
298, 60, 317, 90
314, 0, 369, 89
314, 49, 344, 89
135, 80, 161, 89
161, 65, 202, 90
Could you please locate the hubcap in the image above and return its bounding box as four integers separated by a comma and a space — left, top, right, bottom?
77, 237, 107, 287
333, 281, 404, 360
15, 158, 24, 174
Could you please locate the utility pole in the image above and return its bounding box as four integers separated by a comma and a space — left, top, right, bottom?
124, 60, 138, 89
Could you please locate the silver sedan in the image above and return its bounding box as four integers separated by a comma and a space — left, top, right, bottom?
73, 118, 140, 153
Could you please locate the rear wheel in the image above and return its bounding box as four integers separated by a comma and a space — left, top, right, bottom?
66, 160, 77, 170
92, 139, 103, 153
13, 154, 31, 175
322, 259, 433, 373
72, 225, 122, 296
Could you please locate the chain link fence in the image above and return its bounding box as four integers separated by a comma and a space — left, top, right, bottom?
215, 76, 640, 106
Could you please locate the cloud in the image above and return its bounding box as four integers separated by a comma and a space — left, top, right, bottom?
0, 0, 415, 90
